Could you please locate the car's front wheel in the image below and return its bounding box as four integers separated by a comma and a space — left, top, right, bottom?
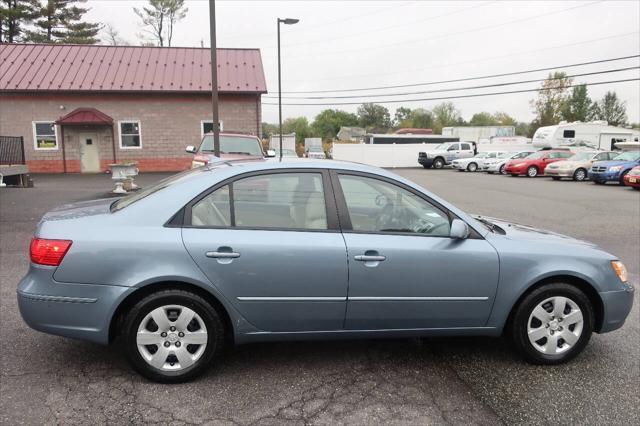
123, 289, 224, 383
467, 162, 478, 172
511, 283, 593, 365
573, 168, 587, 181
433, 158, 445, 169
526, 166, 538, 178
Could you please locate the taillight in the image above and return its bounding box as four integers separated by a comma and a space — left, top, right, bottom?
30, 238, 72, 266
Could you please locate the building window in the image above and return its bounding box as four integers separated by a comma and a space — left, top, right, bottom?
119, 120, 142, 149
201, 120, 224, 138
563, 130, 575, 138
32, 122, 58, 150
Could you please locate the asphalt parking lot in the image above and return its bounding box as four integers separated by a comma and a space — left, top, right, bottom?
1, 169, 638, 425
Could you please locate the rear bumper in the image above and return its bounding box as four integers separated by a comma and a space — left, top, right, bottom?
17, 266, 131, 345
598, 283, 635, 333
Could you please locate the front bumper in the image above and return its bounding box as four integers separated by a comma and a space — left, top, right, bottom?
17, 265, 132, 345
545, 168, 574, 178
588, 170, 620, 182
624, 175, 640, 188
598, 282, 635, 333
418, 157, 434, 167
504, 165, 526, 175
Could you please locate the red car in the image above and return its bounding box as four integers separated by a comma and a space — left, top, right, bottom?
504, 150, 573, 177
623, 166, 640, 190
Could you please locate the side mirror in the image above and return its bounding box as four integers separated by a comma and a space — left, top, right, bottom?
265, 149, 276, 158
185, 145, 197, 154
450, 219, 470, 240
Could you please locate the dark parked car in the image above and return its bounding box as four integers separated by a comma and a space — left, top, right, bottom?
18, 160, 633, 383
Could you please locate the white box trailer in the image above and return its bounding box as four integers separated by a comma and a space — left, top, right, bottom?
269, 133, 296, 151
532, 121, 640, 151
442, 126, 515, 142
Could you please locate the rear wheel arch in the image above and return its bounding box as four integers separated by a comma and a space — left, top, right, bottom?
504, 274, 604, 334
109, 281, 234, 345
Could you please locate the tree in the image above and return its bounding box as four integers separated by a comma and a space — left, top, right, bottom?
102, 22, 127, 45
492, 112, 517, 126
261, 122, 278, 140
407, 108, 433, 129
311, 109, 358, 140
590, 91, 627, 126
25, 0, 100, 44
469, 112, 495, 126
357, 103, 391, 131
432, 102, 463, 134
0, 0, 37, 43
282, 116, 311, 145
562, 84, 592, 122
393, 107, 412, 127
530, 72, 573, 127
134, 0, 187, 47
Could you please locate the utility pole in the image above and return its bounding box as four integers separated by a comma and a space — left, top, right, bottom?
209, 0, 220, 157
277, 18, 299, 161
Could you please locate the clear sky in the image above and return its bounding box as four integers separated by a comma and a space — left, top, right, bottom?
87, 0, 640, 125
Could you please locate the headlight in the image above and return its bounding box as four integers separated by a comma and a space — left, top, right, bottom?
611, 260, 628, 283
609, 166, 623, 172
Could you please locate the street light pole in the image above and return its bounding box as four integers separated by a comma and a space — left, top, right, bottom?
277, 18, 299, 161
209, 0, 220, 158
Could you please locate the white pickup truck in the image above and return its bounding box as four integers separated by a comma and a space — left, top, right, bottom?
418, 142, 476, 169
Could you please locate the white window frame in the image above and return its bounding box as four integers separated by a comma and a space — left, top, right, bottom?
200, 120, 224, 138
118, 120, 142, 150
32, 121, 58, 151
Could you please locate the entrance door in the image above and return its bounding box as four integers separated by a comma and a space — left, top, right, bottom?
79, 133, 100, 172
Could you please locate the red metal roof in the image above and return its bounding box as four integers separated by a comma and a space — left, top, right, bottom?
0, 44, 267, 94
56, 107, 113, 125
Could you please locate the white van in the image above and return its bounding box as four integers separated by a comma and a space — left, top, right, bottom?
532, 121, 639, 151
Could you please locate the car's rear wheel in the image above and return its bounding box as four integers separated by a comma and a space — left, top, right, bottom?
433, 158, 445, 169
527, 166, 538, 178
123, 289, 224, 383
511, 283, 593, 365
573, 168, 587, 181
467, 162, 478, 172
499, 164, 506, 175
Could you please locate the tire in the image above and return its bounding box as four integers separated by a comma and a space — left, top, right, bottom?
499, 165, 506, 175
467, 162, 478, 172
573, 168, 587, 182
619, 170, 629, 186
552, 177, 561, 181
511, 283, 594, 365
526, 166, 538, 178
122, 289, 225, 383
433, 158, 445, 169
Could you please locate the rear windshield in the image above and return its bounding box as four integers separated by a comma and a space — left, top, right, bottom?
200, 135, 263, 156
111, 168, 207, 211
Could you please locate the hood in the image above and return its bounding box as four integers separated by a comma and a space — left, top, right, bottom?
41, 198, 115, 222
592, 160, 637, 168
475, 216, 598, 248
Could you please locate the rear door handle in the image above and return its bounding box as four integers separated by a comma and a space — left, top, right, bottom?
354, 255, 386, 262
206, 251, 240, 259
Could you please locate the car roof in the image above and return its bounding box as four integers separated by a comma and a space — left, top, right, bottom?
205, 158, 388, 175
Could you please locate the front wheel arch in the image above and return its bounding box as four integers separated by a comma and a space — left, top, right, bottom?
109, 281, 234, 345
504, 275, 604, 335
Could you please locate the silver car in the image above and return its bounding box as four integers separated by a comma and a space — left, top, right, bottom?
452, 152, 506, 172
18, 160, 633, 383
483, 151, 535, 174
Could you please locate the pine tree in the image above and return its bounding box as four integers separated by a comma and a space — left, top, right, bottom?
24, 0, 100, 44
0, 0, 38, 43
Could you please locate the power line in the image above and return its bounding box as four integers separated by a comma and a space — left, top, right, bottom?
264, 54, 639, 95
263, 66, 639, 100
270, 1, 604, 58
262, 78, 640, 106
281, 31, 639, 85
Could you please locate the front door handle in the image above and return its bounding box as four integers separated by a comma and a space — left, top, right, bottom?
354, 255, 386, 262
206, 251, 240, 259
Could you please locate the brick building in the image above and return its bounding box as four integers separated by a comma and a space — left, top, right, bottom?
0, 44, 267, 173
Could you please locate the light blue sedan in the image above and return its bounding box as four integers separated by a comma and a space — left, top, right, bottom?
18, 160, 634, 383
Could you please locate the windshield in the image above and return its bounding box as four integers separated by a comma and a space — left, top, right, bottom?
200, 135, 263, 156
612, 151, 640, 161
568, 152, 596, 161
308, 146, 323, 152
433, 143, 450, 150
525, 151, 545, 159
111, 167, 209, 211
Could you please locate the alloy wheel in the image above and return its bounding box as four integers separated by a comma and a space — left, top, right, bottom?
136, 305, 208, 371
468, 163, 478, 172
527, 166, 538, 177
527, 296, 583, 355
574, 169, 586, 181
499, 165, 506, 175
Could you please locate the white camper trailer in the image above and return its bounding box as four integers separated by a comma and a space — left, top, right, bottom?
269, 133, 296, 151
532, 121, 639, 151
